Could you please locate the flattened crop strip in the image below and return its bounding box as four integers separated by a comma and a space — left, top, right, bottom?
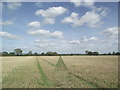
36, 57, 52, 87
69, 73, 99, 88
39, 57, 55, 67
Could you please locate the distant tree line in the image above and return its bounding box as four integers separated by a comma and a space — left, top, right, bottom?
0, 48, 59, 56
0, 48, 120, 56
84, 50, 120, 55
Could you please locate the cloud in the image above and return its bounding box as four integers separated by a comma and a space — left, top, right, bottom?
62, 12, 79, 25
35, 43, 57, 52
35, 39, 48, 43
70, 0, 95, 8
35, 6, 67, 24
43, 18, 55, 24
81, 36, 99, 42
0, 20, 14, 25
0, 31, 18, 39
35, 6, 67, 18
28, 21, 41, 28
69, 36, 99, 44
28, 29, 63, 39
102, 27, 118, 38
7, 2, 22, 10
61, 40, 68, 43
70, 40, 80, 44
36, 43, 55, 48
62, 7, 108, 28
35, 39, 56, 49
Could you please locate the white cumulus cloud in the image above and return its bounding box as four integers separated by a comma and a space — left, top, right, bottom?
28, 21, 41, 28
35, 6, 67, 24
69, 40, 80, 44
28, 29, 63, 39
0, 31, 18, 39
62, 7, 108, 28
35, 6, 67, 18
70, 0, 95, 8
102, 27, 118, 38
69, 36, 99, 44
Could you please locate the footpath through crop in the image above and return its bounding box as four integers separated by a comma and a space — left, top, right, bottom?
36, 57, 52, 87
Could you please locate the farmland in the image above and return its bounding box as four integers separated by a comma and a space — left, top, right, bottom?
2, 56, 118, 88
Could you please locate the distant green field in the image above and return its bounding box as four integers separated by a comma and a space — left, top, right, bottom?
2, 56, 118, 88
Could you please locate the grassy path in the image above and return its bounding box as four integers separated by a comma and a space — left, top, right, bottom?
36, 57, 52, 87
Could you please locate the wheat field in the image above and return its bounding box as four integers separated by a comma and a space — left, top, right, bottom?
2, 56, 118, 88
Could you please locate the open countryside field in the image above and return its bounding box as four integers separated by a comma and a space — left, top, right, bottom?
2, 56, 118, 88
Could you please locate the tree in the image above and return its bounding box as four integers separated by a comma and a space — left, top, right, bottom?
85, 50, 99, 55
41, 52, 45, 56
9, 52, 15, 56
92, 52, 99, 55
108, 52, 111, 55
46, 52, 53, 56
116, 52, 120, 55
112, 52, 116, 55
88, 51, 93, 55
34, 52, 38, 56
53, 52, 58, 56
85, 50, 92, 55
2, 51, 8, 56
46, 52, 58, 56
28, 51, 33, 56
85, 50, 89, 55
14, 49, 22, 56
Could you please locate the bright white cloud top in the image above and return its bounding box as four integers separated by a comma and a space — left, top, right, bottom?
35, 6, 67, 24
70, 0, 95, 8
28, 21, 41, 28
35, 6, 67, 18
28, 30, 63, 39
62, 7, 108, 28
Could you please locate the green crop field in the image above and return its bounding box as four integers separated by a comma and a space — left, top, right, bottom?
2, 56, 118, 88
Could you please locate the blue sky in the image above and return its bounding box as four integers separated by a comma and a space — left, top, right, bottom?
0, 1, 118, 54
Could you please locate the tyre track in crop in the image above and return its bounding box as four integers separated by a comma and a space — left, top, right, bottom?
56, 57, 99, 88
55, 56, 99, 88
38, 57, 55, 67
36, 57, 52, 87
37, 56, 100, 88
68, 72, 100, 88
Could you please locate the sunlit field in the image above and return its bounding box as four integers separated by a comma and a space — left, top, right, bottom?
2, 56, 118, 88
